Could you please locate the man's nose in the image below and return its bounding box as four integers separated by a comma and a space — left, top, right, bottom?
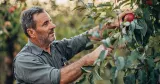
50, 22, 56, 29
52, 23, 56, 29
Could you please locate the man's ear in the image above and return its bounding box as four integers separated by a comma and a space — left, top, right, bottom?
27, 28, 36, 38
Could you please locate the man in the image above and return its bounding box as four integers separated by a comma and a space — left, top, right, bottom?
14, 6, 131, 84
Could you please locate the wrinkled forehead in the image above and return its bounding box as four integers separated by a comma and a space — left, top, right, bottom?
33, 11, 51, 25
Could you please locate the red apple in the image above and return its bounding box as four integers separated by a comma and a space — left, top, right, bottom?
8, 7, 15, 13
146, 0, 152, 6
124, 13, 135, 22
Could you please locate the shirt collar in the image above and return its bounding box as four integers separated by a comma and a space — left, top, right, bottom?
27, 40, 43, 55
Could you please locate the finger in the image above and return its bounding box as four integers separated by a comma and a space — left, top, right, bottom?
123, 9, 130, 11
102, 43, 114, 49
109, 46, 114, 49
119, 10, 133, 18
98, 45, 105, 50
106, 48, 113, 53
106, 48, 113, 56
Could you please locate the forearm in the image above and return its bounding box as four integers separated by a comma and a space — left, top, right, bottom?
60, 54, 91, 84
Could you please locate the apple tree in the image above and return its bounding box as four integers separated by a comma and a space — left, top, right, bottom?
0, 0, 27, 84
73, 0, 160, 84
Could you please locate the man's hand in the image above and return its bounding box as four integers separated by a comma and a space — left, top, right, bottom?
87, 10, 133, 41
111, 10, 133, 28
60, 45, 112, 84
85, 45, 112, 66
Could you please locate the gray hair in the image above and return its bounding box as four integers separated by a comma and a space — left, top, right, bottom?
20, 6, 44, 37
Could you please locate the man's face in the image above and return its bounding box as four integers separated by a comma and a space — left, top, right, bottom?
33, 11, 56, 44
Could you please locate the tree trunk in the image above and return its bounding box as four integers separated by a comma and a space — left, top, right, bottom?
4, 35, 17, 84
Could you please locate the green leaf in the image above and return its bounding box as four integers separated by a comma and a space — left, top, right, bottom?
99, 23, 103, 30
115, 57, 125, 70
76, 74, 88, 84
122, 27, 127, 34
110, 37, 117, 45
153, 5, 160, 12
87, 3, 94, 8
130, 19, 143, 31
113, 32, 121, 39
88, 73, 94, 84
124, 74, 136, 84
135, 8, 143, 18
92, 31, 100, 38
99, 60, 108, 74
113, 5, 120, 10
123, 2, 131, 8
94, 13, 101, 20
118, 0, 130, 8
123, 22, 130, 26
130, 0, 134, 8
81, 66, 95, 73
149, 70, 156, 84
93, 69, 103, 80
99, 12, 106, 18
126, 50, 140, 67
114, 69, 119, 78
137, 19, 148, 36
101, 37, 112, 48
146, 58, 155, 71
98, 50, 108, 61
109, 60, 115, 67
97, 2, 112, 7
94, 50, 108, 65
107, 11, 117, 18
95, 80, 111, 84
142, 7, 150, 21
138, 70, 147, 84
102, 29, 113, 38
79, 23, 92, 29
91, 8, 97, 12
123, 34, 132, 43
116, 71, 125, 84
73, 6, 86, 11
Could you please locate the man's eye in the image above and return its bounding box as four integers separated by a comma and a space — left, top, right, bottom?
44, 23, 47, 25
43, 22, 48, 26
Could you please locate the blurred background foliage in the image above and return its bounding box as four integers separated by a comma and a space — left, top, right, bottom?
0, 0, 92, 84
0, 0, 159, 84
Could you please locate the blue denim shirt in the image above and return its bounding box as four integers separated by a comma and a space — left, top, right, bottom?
13, 33, 93, 84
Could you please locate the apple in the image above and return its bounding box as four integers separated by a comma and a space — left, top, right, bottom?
146, 0, 152, 6
8, 7, 15, 13
124, 13, 135, 22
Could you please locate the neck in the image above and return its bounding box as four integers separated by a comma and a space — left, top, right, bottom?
29, 38, 51, 54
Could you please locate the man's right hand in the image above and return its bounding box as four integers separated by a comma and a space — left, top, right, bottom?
85, 45, 112, 66
60, 45, 112, 84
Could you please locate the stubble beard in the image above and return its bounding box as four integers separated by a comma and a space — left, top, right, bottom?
37, 34, 55, 47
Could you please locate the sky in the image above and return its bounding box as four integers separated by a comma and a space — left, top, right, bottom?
55, 0, 68, 5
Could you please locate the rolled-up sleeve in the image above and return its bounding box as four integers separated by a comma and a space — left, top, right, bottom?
14, 55, 60, 84
54, 32, 93, 60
